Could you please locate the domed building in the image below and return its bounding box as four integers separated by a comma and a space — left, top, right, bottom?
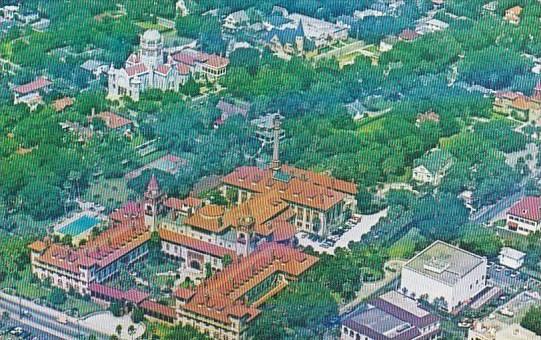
107, 29, 189, 101
107, 29, 230, 102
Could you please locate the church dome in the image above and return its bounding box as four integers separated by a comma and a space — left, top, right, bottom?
142, 29, 161, 42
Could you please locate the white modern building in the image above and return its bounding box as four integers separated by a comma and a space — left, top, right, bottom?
400, 241, 487, 312
498, 247, 526, 270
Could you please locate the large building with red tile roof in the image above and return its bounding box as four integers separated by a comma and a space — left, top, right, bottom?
28, 213, 150, 295
173, 242, 318, 340
108, 29, 228, 101
221, 163, 356, 237
506, 196, 541, 235
29, 172, 320, 337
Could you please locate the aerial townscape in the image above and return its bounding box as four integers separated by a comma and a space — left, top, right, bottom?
2, 0, 541, 339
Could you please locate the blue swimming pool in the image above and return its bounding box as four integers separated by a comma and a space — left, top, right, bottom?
59, 215, 100, 236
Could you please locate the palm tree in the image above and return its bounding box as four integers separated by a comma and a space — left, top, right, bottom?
115, 324, 122, 338
128, 325, 136, 340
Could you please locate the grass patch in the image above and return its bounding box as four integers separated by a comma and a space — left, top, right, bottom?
388, 228, 426, 259
83, 177, 135, 211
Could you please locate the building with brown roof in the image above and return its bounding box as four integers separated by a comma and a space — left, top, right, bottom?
174, 242, 318, 340
52, 97, 74, 112
493, 82, 541, 121
221, 164, 356, 238
504, 6, 522, 25
28, 215, 150, 295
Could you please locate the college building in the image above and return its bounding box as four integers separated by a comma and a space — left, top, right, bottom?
341, 291, 441, 340
400, 241, 487, 313
108, 29, 229, 101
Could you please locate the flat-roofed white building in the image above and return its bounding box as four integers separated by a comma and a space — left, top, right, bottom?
400, 241, 487, 312
498, 247, 526, 270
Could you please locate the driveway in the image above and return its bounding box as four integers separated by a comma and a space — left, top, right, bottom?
298, 209, 388, 255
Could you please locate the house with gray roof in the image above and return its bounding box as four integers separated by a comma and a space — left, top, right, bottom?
400, 241, 487, 313
341, 291, 441, 340
412, 149, 453, 186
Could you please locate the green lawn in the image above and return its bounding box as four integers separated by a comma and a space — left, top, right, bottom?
388, 228, 426, 259
83, 177, 135, 211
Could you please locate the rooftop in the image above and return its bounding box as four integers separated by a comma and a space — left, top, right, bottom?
508, 196, 541, 222
499, 247, 526, 260
403, 241, 486, 286
13, 77, 52, 95
175, 243, 318, 325
343, 291, 439, 339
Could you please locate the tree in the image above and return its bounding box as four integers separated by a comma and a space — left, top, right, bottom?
109, 302, 123, 317
128, 325, 136, 340
131, 307, 144, 323
48, 288, 66, 306
222, 254, 233, 267
521, 305, 541, 335
115, 324, 122, 338
205, 262, 213, 279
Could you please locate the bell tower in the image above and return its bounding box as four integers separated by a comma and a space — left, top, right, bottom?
270, 114, 282, 173
236, 215, 256, 256
144, 174, 164, 232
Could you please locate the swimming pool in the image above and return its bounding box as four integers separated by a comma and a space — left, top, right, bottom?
59, 215, 100, 236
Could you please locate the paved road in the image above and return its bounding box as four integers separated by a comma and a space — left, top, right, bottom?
0, 315, 62, 340
0, 293, 107, 340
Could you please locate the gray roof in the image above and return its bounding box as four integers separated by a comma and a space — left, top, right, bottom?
80, 59, 105, 72
499, 247, 525, 260
343, 304, 420, 340
404, 241, 486, 286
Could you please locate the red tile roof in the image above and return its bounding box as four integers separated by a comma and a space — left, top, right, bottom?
139, 300, 176, 319
125, 63, 148, 77
155, 64, 172, 76
52, 97, 74, 112
89, 283, 149, 304
164, 197, 203, 211
28, 240, 48, 253
173, 287, 195, 300
96, 111, 133, 129
14, 77, 52, 95
159, 229, 236, 258
508, 196, 541, 222
34, 219, 150, 274
205, 55, 229, 69
399, 29, 419, 41
175, 243, 317, 325
175, 63, 191, 75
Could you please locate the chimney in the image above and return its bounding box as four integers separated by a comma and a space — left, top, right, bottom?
271, 114, 281, 173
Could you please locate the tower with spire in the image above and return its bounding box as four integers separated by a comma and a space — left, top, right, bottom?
532, 80, 541, 102
144, 174, 164, 232
270, 114, 282, 173
295, 20, 305, 52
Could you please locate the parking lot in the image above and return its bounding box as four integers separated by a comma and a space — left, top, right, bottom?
487, 262, 531, 293
297, 209, 388, 254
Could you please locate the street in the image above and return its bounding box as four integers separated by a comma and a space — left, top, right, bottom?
0, 292, 107, 340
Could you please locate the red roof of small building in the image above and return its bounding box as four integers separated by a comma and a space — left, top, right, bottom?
155, 64, 172, 76
399, 29, 419, 41
205, 55, 229, 69
508, 196, 541, 222
52, 97, 74, 112
96, 111, 133, 129
139, 300, 176, 319
125, 63, 149, 77
176, 63, 191, 75
14, 77, 52, 95
159, 229, 236, 258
